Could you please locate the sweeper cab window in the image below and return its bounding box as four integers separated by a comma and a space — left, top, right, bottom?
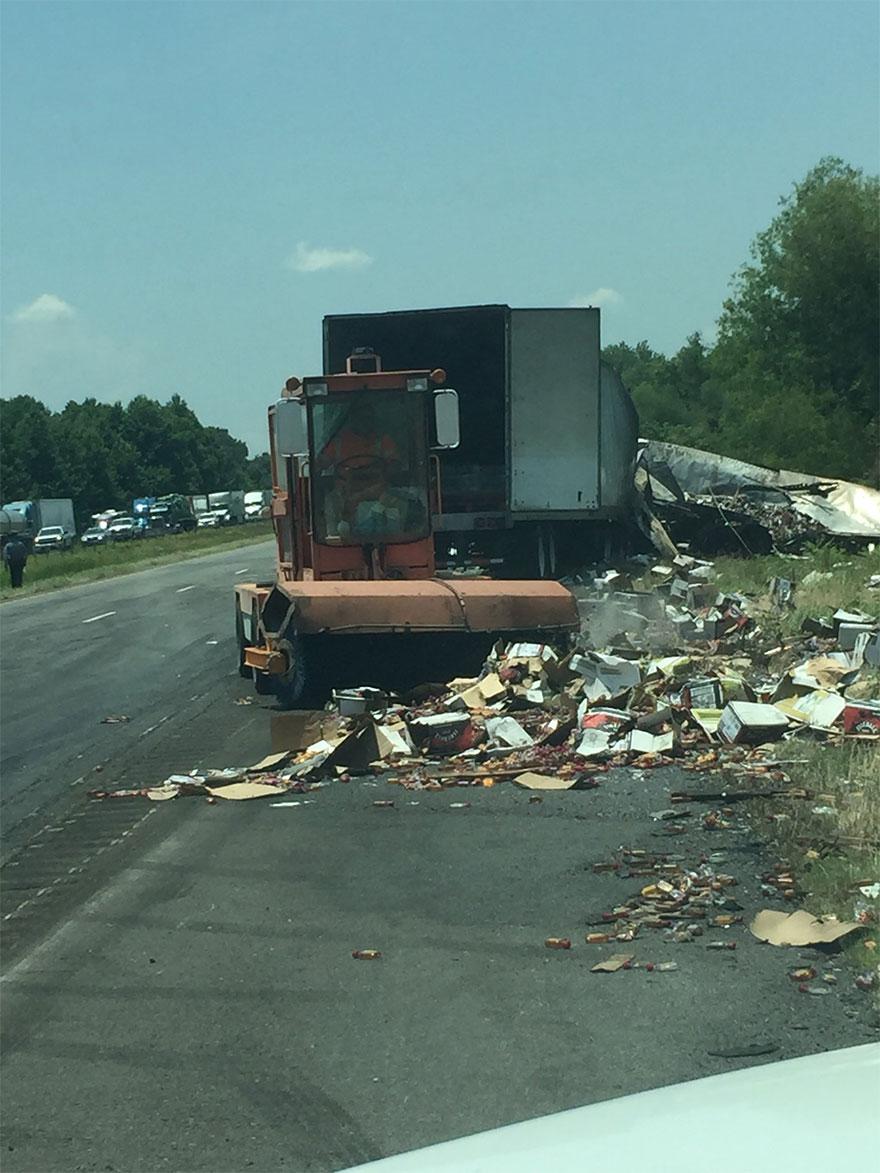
310, 389, 430, 546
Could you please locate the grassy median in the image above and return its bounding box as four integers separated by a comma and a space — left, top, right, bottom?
1, 522, 274, 600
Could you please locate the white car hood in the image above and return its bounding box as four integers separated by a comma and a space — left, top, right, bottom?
345, 1045, 879, 1172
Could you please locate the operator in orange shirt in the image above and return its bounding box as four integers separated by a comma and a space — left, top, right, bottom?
318, 401, 404, 538
318, 401, 400, 474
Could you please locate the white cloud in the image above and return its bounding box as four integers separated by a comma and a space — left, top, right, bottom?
10, 293, 77, 324
2, 305, 143, 410
568, 288, 623, 309
288, 242, 373, 273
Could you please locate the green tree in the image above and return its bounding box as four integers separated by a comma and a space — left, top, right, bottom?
0, 396, 62, 503
603, 335, 712, 445
55, 399, 143, 523
1, 392, 262, 524
713, 156, 878, 479
603, 158, 878, 483
245, 452, 271, 489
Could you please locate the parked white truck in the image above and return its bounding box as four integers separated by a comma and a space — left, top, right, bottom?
244, 490, 271, 520
207, 491, 246, 524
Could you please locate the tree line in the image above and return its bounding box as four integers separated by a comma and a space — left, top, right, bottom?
0, 393, 271, 526
603, 157, 878, 484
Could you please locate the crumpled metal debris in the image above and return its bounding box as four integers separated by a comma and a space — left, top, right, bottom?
640, 440, 880, 553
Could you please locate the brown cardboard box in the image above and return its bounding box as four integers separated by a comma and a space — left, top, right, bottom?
271, 710, 341, 753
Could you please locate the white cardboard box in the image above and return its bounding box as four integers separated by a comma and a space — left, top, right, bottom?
717, 701, 790, 744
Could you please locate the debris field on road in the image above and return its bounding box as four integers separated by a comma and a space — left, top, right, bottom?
93, 551, 879, 803
88, 553, 879, 1002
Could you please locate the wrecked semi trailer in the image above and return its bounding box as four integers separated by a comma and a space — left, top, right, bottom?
235, 336, 582, 705
324, 305, 640, 576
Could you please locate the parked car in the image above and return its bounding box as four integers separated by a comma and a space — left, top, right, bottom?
107, 516, 140, 541
33, 525, 74, 553
197, 510, 229, 528
81, 527, 110, 546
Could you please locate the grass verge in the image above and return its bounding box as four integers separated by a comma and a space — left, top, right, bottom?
1, 522, 274, 601
710, 544, 880, 1004
745, 740, 879, 1003
713, 543, 880, 638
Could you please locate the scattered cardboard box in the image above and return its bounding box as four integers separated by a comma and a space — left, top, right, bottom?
591, 953, 634, 973
485, 716, 534, 749
570, 652, 641, 701
623, 729, 675, 754
680, 678, 724, 709
773, 690, 846, 730
248, 751, 291, 772
842, 700, 880, 734
506, 642, 557, 662
206, 782, 284, 801
717, 701, 790, 745
690, 709, 723, 738
329, 720, 415, 769
513, 772, 579, 791
332, 687, 388, 716
838, 622, 878, 652
750, 909, 861, 946
271, 710, 341, 753
574, 707, 632, 757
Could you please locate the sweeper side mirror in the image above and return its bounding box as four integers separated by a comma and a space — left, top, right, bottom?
273, 398, 309, 457
433, 388, 460, 450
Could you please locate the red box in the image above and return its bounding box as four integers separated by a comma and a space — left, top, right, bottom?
842, 700, 880, 734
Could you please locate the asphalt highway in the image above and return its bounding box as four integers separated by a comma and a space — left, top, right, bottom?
0, 548, 875, 1172
0, 540, 277, 860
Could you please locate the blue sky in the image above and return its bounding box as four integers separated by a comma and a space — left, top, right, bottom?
2, 0, 877, 454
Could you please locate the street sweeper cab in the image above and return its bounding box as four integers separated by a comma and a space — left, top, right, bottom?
235, 348, 580, 706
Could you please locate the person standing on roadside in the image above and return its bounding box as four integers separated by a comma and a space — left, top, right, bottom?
3, 535, 28, 589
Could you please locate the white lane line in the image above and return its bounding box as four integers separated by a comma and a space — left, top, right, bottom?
235, 568, 249, 575
176, 585, 196, 593
139, 716, 169, 739
82, 611, 116, 624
